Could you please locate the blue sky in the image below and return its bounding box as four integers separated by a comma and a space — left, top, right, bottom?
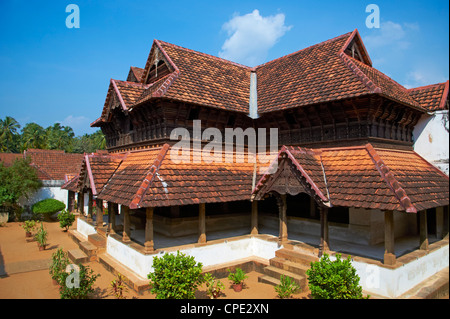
0, 0, 448, 136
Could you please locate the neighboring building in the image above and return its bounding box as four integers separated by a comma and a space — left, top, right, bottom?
411, 81, 449, 175
19, 149, 83, 209
66, 29, 449, 298
0, 153, 22, 167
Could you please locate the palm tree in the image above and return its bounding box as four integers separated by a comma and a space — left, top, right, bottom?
21, 122, 46, 151
0, 116, 21, 152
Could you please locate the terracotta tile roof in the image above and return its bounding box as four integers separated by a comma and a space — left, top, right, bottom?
256, 31, 369, 113
345, 55, 422, 109
98, 147, 167, 206
94, 29, 443, 127
253, 144, 449, 212
24, 149, 83, 181
77, 152, 126, 196
127, 66, 145, 83
156, 40, 252, 113
408, 81, 449, 111
61, 175, 80, 192
97, 144, 267, 208
0, 153, 22, 167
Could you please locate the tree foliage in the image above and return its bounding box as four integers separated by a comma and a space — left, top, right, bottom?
0, 157, 42, 206
0, 116, 106, 154
306, 253, 369, 299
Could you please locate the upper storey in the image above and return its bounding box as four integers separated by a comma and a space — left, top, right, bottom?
92, 29, 449, 151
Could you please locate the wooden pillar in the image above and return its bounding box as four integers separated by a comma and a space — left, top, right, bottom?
319, 206, 329, 257
443, 205, 449, 239
88, 190, 93, 221
436, 206, 444, 239
67, 191, 75, 212
108, 202, 116, 234
277, 194, 288, 244
144, 207, 154, 253
122, 206, 131, 242
251, 200, 258, 235
198, 203, 206, 244
384, 210, 396, 265
419, 210, 429, 250
96, 198, 103, 228
78, 192, 84, 214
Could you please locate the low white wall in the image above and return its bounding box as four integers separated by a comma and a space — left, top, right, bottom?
76, 217, 97, 239
107, 236, 280, 279
346, 244, 449, 298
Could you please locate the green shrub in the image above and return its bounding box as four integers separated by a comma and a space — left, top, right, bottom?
49, 248, 70, 284
204, 273, 225, 299
148, 251, 203, 299
306, 253, 369, 299
32, 198, 65, 215
57, 209, 75, 231
59, 263, 100, 299
227, 267, 248, 285
275, 275, 301, 299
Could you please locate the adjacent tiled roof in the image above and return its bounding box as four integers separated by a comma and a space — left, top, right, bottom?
24, 149, 83, 181
408, 81, 449, 111
253, 144, 449, 212
94, 29, 438, 127
127, 66, 145, 83
0, 153, 21, 167
97, 144, 266, 208
78, 152, 126, 196
61, 175, 80, 192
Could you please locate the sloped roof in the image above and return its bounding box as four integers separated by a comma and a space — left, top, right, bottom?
408, 81, 449, 111
77, 152, 126, 196
0, 153, 21, 167
24, 149, 83, 181
253, 144, 449, 212
94, 28, 445, 127
97, 144, 267, 208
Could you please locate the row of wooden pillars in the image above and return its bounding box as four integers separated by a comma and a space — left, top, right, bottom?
71, 190, 448, 262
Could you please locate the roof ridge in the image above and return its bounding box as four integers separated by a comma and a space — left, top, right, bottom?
339, 52, 381, 94
364, 143, 416, 213
129, 144, 170, 209
407, 81, 447, 92
157, 40, 254, 70
255, 31, 353, 70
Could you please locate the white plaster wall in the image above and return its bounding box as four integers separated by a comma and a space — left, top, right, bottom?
19, 186, 69, 208
413, 111, 449, 176
76, 217, 97, 239
107, 236, 279, 279
345, 244, 449, 298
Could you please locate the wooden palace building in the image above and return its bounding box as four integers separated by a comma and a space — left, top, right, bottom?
63, 29, 449, 297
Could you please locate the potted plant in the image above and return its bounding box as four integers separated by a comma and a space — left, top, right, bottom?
22, 220, 36, 238
35, 222, 48, 250
49, 248, 69, 286
204, 273, 225, 299
227, 268, 248, 292
110, 273, 128, 299
57, 209, 75, 232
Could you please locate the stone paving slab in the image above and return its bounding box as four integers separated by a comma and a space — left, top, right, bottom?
0, 258, 51, 277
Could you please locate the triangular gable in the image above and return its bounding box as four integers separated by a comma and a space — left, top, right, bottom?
252, 146, 330, 205
141, 40, 179, 85
339, 29, 372, 66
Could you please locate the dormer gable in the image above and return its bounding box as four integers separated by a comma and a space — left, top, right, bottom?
141, 40, 179, 85
339, 29, 372, 66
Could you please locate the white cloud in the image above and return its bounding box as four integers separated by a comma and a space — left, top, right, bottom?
58, 115, 95, 135
219, 9, 292, 66
363, 21, 419, 50
404, 68, 447, 89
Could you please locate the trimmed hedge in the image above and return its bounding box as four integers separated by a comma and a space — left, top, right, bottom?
32, 198, 66, 215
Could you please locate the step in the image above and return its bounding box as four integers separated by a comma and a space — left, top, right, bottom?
68, 229, 86, 245
79, 241, 98, 261
68, 249, 89, 264
98, 253, 150, 294
275, 249, 319, 267
258, 275, 281, 287
269, 257, 310, 276
263, 266, 306, 287
88, 233, 106, 248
